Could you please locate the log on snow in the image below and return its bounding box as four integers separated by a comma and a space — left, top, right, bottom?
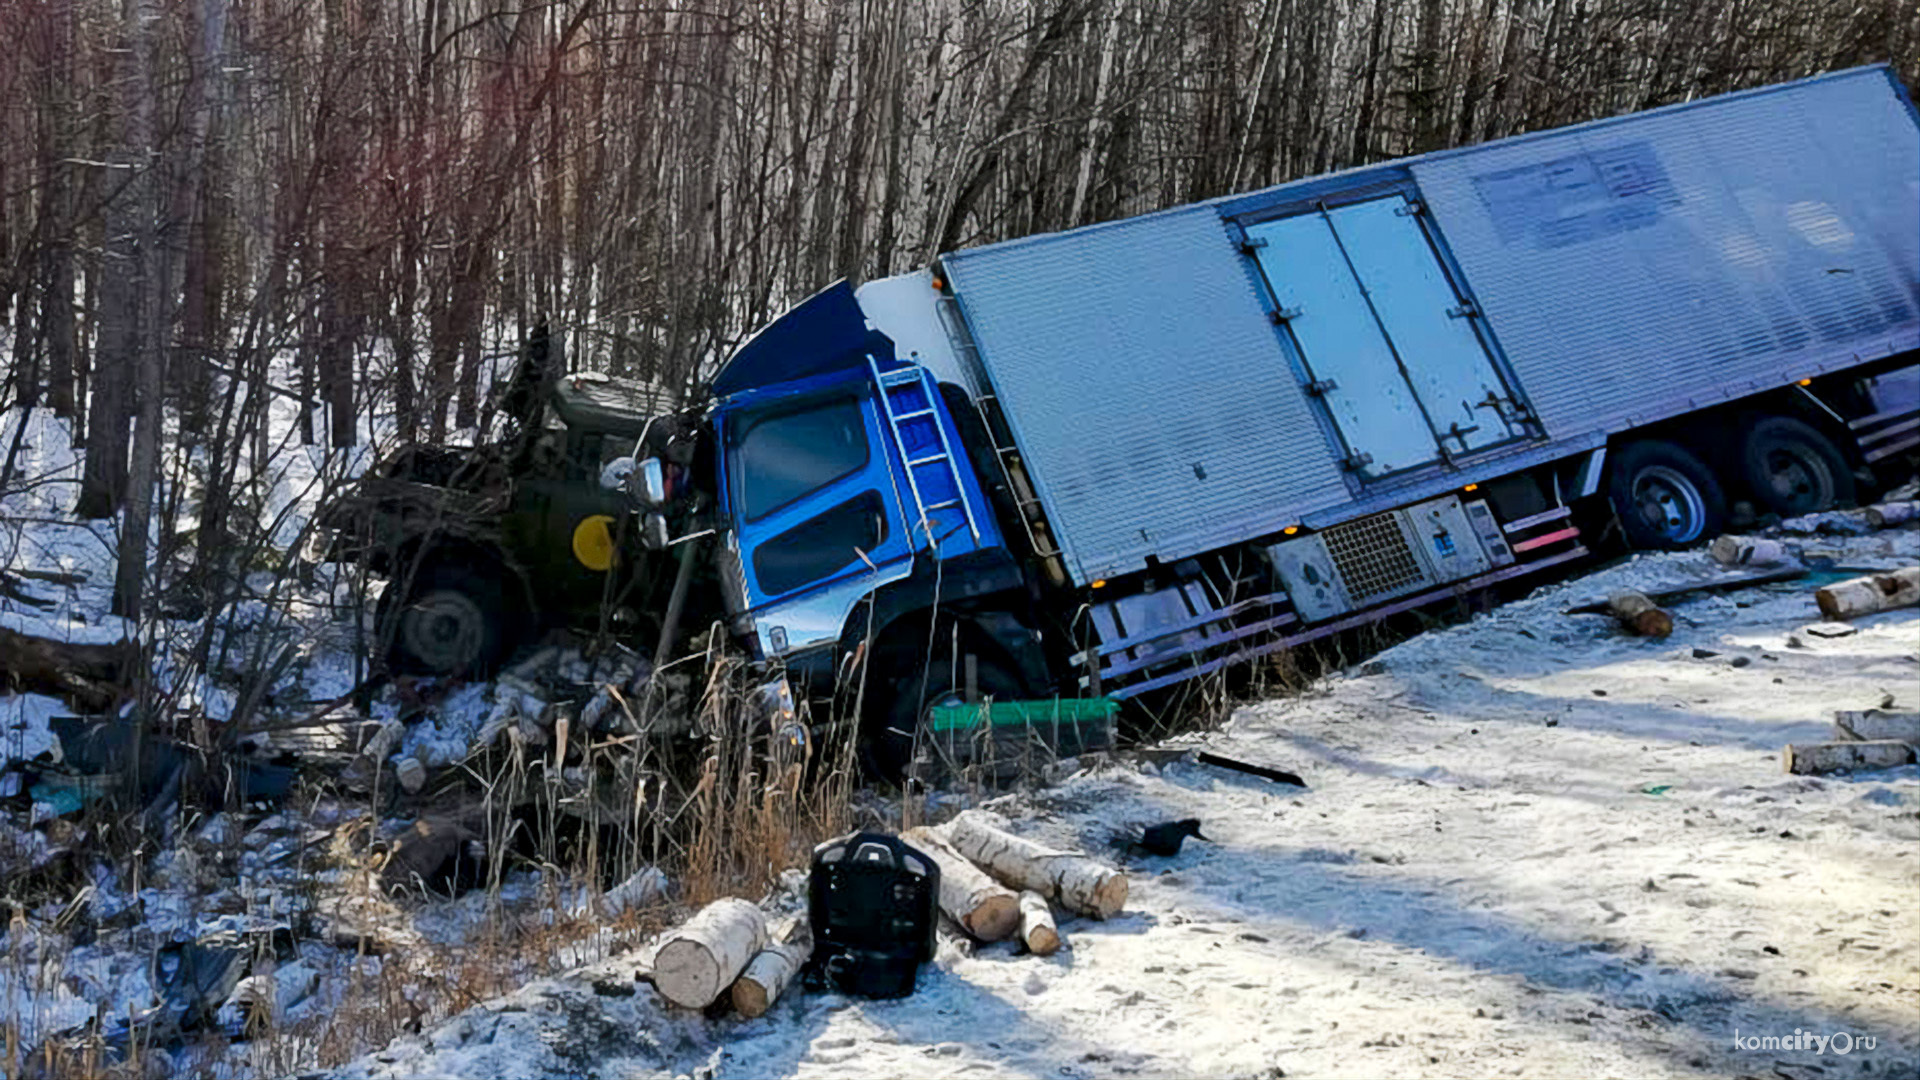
0, 625, 137, 711
943, 811, 1128, 920
1018, 890, 1060, 956
1606, 590, 1673, 638
1783, 740, 1916, 776
1815, 567, 1920, 620
1864, 501, 1919, 528
652, 898, 768, 1009
1708, 535, 1793, 568
730, 919, 812, 1019
1833, 710, 1920, 746
902, 826, 1021, 942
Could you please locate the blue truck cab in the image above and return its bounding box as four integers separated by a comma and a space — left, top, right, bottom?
705, 282, 1011, 696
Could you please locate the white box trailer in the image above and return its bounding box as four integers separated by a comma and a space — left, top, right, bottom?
900, 65, 1917, 591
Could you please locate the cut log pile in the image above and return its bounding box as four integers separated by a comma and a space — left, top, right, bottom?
650, 815, 1126, 1015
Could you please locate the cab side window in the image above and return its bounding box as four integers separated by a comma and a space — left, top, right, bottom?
734, 398, 869, 521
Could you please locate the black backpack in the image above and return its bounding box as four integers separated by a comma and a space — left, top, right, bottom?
807, 831, 940, 999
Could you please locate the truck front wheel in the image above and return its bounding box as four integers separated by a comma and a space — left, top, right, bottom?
865, 652, 1023, 782
1607, 439, 1727, 550
378, 562, 520, 677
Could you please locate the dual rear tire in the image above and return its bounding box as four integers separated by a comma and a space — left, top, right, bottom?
1608, 415, 1855, 551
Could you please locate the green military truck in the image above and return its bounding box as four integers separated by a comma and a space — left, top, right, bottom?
318, 330, 701, 677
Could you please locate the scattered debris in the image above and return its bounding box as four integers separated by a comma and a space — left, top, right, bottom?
393, 755, 427, 794
808, 831, 940, 1000
1122, 818, 1210, 858
379, 810, 487, 897
0, 625, 137, 712
1195, 750, 1307, 788
598, 866, 672, 919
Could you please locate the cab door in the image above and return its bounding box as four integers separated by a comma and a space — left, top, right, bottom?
722, 385, 915, 657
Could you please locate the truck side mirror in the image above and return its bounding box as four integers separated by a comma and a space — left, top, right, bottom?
633, 457, 668, 507
642, 511, 670, 550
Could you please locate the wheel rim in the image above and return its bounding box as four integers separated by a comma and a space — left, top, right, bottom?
1632, 465, 1708, 543
1760, 444, 1834, 514
399, 588, 487, 673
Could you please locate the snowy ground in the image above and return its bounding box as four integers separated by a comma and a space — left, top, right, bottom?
327, 532, 1920, 1080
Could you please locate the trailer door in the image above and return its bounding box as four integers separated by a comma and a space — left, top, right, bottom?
1246, 194, 1527, 478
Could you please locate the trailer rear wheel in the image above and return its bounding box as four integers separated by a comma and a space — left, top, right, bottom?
1740, 415, 1855, 517
1608, 440, 1727, 549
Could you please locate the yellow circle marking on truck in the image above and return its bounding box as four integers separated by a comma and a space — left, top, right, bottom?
572, 515, 618, 571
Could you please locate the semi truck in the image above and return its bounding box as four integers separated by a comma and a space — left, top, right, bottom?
337, 65, 1920, 776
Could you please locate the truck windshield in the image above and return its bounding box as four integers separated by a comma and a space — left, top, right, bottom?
732, 396, 869, 521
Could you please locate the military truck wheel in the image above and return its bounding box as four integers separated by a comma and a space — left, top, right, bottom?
864, 652, 1023, 782
379, 562, 520, 677
1607, 439, 1727, 550
1740, 415, 1855, 517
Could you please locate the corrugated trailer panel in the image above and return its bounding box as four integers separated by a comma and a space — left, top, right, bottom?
1411, 68, 1920, 436
945, 66, 1918, 586
943, 207, 1352, 584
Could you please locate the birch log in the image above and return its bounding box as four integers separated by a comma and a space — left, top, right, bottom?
943, 811, 1128, 919
1864, 501, 1919, 528
1815, 567, 1920, 620
1784, 740, 1916, 775
1833, 710, 1920, 745
1606, 590, 1673, 637
902, 826, 1021, 941
730, 920, 812, 1019
1709, 535, 1791, 567
1019, 890, 1061, 955
652, 898, 768, 1009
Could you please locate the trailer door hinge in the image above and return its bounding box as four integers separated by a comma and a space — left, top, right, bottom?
1340, 451, 1374, 471
1304, 378, 1338, 396
1239, 236, 1269, 254
1395, 199, 1425, 216
1270, 306, 1302, 323
1446, 300, 1479, 319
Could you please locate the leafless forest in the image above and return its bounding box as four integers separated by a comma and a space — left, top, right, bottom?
0, 0, 1912, 616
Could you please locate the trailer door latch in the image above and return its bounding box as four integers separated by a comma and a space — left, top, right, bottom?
1270, 305, 1302, 323
1304, 379, 1339, 396
1446, 300, 1479, 319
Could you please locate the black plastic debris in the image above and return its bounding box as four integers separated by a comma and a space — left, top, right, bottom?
807, 831, 939, 999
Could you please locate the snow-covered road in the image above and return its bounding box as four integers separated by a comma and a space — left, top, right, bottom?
336, 534, 1919, 1080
